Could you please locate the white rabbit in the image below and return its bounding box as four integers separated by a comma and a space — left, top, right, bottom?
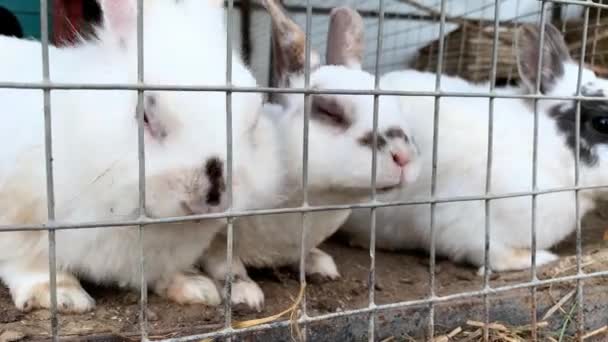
0, 0, 282, 313
343, 23, 608, 273
200, 3, 421, 311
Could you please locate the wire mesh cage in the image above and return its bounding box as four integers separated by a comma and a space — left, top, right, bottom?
1, 0, 608, 342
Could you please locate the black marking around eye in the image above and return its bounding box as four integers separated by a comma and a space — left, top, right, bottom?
385, 127, 409, 143
549, 88, 608, 166
311, 95, 352, 129
358, 131, 387, 150
205, 157, 225, 206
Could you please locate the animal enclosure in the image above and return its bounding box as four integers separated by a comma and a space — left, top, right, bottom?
2, 1, 608, 342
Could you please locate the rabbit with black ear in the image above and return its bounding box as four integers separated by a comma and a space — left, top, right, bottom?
343, 23, 608, 273
200, 2, 421, 311
0, 0, 282, 313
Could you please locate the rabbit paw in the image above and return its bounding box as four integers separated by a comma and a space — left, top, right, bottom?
477, 248, 559, 275
14, 276, 95, 313
230, 278, 264, 312
164, 272, 221, 306
305, 248, 340, 280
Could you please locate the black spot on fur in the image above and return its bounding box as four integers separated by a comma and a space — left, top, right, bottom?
205, 157, 225, 206
146, 95, 157, 107
311, 95, 352, 129
385, 127, 409, 143
549, 87, 608, 166
358, 131, 387, 150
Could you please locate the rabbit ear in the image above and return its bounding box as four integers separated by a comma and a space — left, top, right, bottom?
262, 0, 320, 87
516, 23, 571, 94
97, 0, 138, 45
326, 7, 364, 70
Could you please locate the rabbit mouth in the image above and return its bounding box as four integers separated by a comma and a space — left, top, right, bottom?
377, 183, 403, 193
345, 182, 401, 194
378, 185, 399, 192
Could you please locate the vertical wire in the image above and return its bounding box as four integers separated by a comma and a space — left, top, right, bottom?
224, 0, 235, 332
506, 0, 523, 84
482, 1, 501, 340
531, 2, 549, 340
428, 0, 448, 339
368, 2, 385, 340
472, 0, 488, 81
298, 1, 313, 339
561, 2, 568, 33
40, 0, 58, 340
590, 0, 602, 67
574, 3, 591, 339
456, 0, 471, 76
135, 0, 148, 340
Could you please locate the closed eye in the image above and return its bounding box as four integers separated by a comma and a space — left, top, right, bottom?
316, 105, 347, 126
385, 127, 407, 141
311, 95, 351, 128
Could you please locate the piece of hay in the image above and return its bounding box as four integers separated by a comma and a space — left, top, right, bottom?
233, 283, 306, 329
542, 289, 576, 321
199, 284, 306, 342
582, 325, 608, 340
466, 320, 508, 331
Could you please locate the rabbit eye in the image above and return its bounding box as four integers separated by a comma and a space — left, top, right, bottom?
311, 95, 351, 129
317, 106, 346, 125
591, 116, 608, 134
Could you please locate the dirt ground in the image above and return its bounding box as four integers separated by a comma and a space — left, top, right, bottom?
1, 205, 608, 341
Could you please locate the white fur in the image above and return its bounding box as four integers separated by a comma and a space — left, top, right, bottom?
0, 0, 282, 312
343, 60, 607, 272
202, 65, 422, 309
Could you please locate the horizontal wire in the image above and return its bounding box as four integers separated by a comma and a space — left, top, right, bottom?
1, 81, 608, 100
2, 183, 607, 232
159, 268, 608, 342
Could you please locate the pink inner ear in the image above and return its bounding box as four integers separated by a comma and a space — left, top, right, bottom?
100, 0, 137, 37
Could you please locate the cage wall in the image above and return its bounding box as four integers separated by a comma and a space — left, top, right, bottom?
248, 0, 586, 86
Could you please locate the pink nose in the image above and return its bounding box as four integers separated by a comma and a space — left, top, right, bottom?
392, 151, 409, 167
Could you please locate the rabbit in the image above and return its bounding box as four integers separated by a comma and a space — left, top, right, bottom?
342, 23, 608, 274
199, 2, 421, 311
0, 0, 283, 313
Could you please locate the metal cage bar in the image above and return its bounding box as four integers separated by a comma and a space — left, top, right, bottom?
4, 183, 608, 233
135, 1, 149, 340
427, 0, 448, 338
367, 0, 386, 340
39, 0, 58, 340
223, 0, 236, 333
529, 3, 549, 340
298, 0, 314, 339
481, 0, 502, 340
573, 1, 592, 338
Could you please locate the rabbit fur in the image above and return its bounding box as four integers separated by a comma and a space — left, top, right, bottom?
343, 23, 608, 274
0, 0, 282, 313
200, 4, 421, 311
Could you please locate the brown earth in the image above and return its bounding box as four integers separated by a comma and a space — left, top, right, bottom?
1, 205, 608, 341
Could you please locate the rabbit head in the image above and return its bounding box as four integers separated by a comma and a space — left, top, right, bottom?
516, 23, 608, 188
67, 0, 274, 219
263, 2, 420, 199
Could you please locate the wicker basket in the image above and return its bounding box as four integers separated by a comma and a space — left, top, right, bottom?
411, 18, 608, 83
